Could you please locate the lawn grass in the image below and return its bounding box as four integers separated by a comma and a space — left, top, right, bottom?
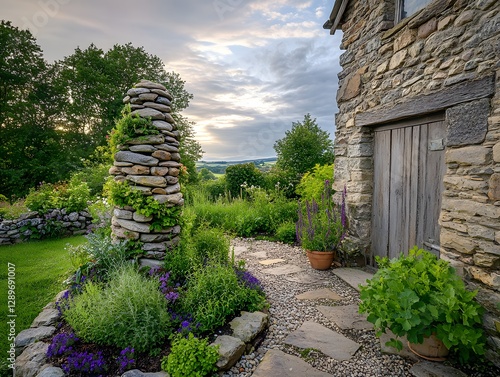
0, 236, 86, 374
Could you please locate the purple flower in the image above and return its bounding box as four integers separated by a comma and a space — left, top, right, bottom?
165, 291, 179, 301
62, 351, 106, 375
235, 269, 263, 291
46, 332, 79, 358
117, 347, 135, 373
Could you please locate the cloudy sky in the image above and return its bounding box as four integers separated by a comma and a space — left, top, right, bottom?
3, 0, 343, 160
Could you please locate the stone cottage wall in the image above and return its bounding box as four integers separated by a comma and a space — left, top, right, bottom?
109, 80, 183, 267
332, 0, 499, 364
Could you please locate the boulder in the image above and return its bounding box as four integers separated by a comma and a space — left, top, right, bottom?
31, 309, 60, 328
211, 335, 245, 370
36, 366, 65, 377
15, 341, 48, 377
230, 311, 268, 343
15, 327, 55, 355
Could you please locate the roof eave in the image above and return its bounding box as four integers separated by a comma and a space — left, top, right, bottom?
323, 0, 350, 35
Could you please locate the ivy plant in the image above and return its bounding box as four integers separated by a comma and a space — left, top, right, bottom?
359, 247, 485, 363
105, 180, 181, 232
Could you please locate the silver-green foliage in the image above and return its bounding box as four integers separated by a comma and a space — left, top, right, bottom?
181, 264, 266, 333
63, 265, 171, 353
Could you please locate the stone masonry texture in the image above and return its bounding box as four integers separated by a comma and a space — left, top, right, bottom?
330, 0, 500, 365
110, 80, 183, 264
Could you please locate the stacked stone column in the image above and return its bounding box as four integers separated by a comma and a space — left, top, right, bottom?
109, 80, 183, 265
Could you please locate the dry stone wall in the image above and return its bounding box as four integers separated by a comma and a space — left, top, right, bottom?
332, 0, 499, 364
0, 209, 93, 245
109, 80, 183, 266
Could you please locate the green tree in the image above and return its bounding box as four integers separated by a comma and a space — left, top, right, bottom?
0, 21, 69, 198
225, 163, 264, 198
274, 114, 334, 181
199, 168, 217, 181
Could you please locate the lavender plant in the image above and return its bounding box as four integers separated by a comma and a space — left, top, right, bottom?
116, 347, 136, 373
46, 332, 79, 358
61, 351, 107, 376
296, 181, 347, 252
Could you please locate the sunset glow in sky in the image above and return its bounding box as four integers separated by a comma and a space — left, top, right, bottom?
3, 0, 343, 160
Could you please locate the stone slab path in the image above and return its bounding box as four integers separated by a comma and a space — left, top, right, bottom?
283, 321, 361, 360
251, 349, 333, 377
227, 238, 475, 377
332, 267, 374, 292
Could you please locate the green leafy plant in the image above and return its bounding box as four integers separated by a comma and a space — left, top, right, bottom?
275, 221, 297, 244
105, 180, 181, 231
181, 264, 266, 333
295, 163, 334, 201
63, 264, 171, 353
191, 227, 230, 267
161, 333, 219, 377
296, 181, 346, 252
225, 163, 265, 199
108, 105, 159, 154
359, 247, 485, 363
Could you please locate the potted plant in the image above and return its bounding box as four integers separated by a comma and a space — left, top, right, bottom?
359, 247, 486, 363
296, 182, 346, 270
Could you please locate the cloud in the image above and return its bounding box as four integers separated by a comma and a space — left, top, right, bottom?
1, 0, 342, 160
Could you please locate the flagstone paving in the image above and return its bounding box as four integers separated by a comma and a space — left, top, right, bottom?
251, 349, 333, 377
259, 258, 285, 265
317, 304, 372, 330
283, 321, 361, 360
224, 239, 482, 377
295, 288, 342, 301
332, 267, 374, 292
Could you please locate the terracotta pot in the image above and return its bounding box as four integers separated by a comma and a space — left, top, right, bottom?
306, 250, 335, 270
408, 333, 449, 361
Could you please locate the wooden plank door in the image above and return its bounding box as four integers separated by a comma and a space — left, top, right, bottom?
371, 114, 446, 263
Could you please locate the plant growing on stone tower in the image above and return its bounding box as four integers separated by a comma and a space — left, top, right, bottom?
108, 105, 159, 154
105, 180, 181, 231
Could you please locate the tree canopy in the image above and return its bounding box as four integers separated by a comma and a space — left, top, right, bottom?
274, 114, 334, 180
0, 21, 201, 198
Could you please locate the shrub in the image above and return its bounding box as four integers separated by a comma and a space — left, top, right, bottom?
191, 227, 230, 266
295, 163, 334, 201
181, 264, 265, 333
63, 265, 171, 353
24, 178, 91, 213
275, 221, 297, 244
24, 182, 57, 212
0, 198, 28, 219
225, 163, 264, 199
161, 333, 219, 377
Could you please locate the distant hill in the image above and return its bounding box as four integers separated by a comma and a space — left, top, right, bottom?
196, 157, 277, 175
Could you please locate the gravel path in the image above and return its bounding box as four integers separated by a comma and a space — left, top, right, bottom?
221, 238, 414, 377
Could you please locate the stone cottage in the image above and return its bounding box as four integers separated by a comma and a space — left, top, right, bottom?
323, 0, 499, 364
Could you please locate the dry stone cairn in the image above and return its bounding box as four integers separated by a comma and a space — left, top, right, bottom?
109, 80, 183, 265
